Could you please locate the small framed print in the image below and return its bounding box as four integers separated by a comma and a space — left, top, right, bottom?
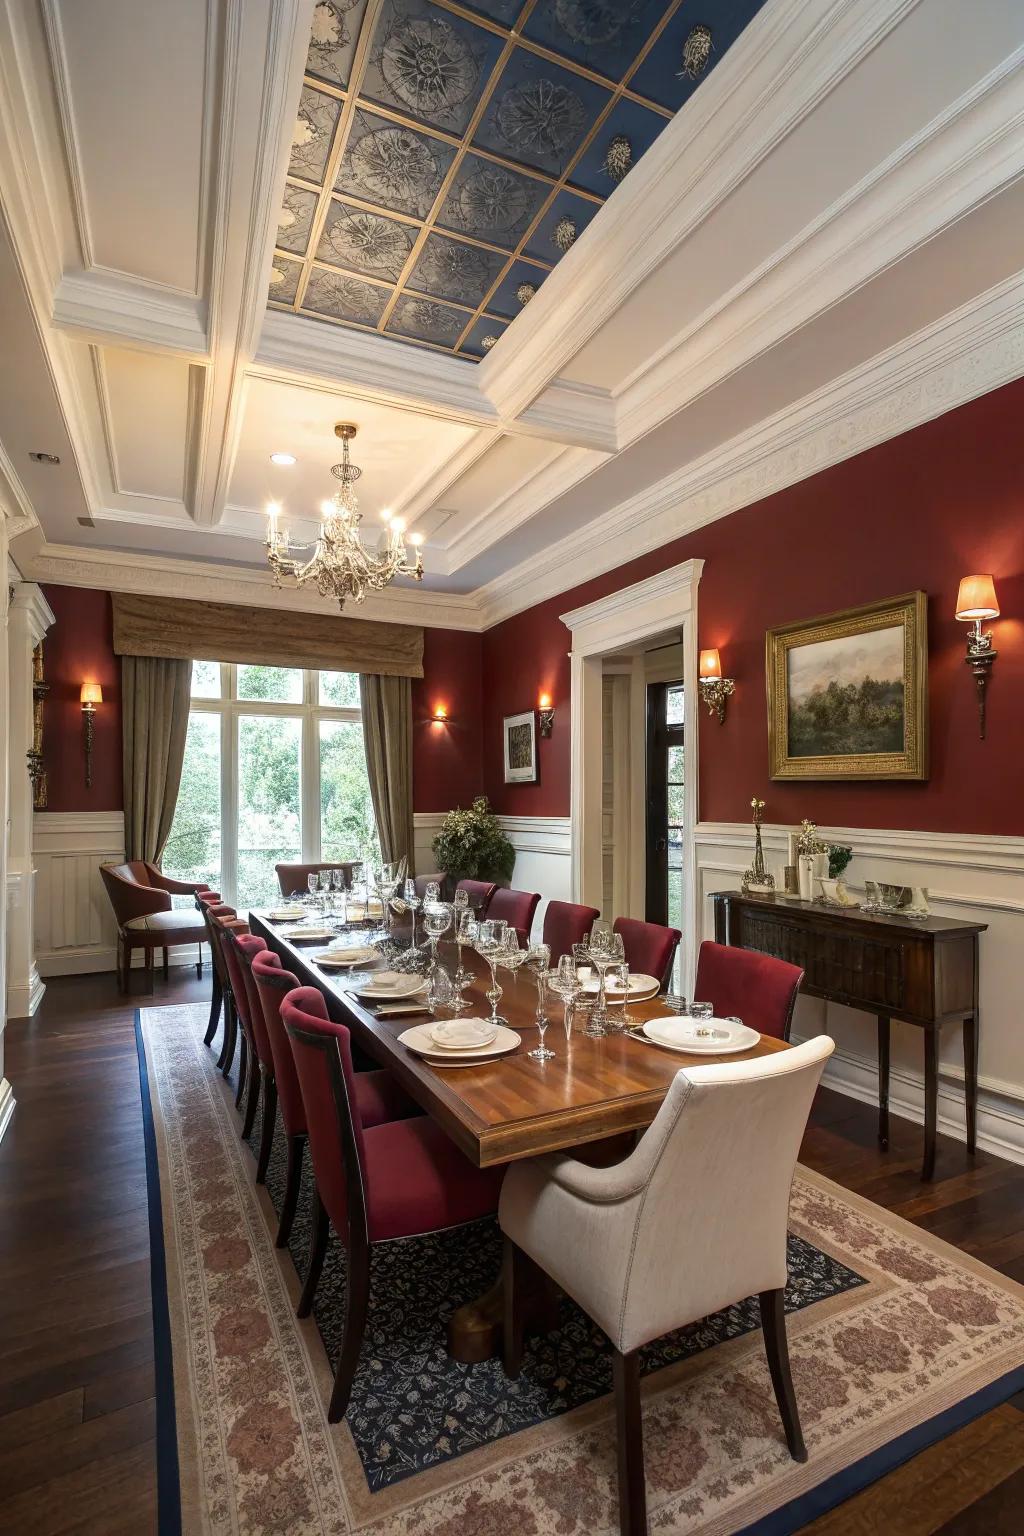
503, 710, 537, 783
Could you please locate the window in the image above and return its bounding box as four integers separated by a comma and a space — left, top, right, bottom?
163, 663, 378, 908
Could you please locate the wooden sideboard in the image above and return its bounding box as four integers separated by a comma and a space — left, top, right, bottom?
712, 892, 986, 1180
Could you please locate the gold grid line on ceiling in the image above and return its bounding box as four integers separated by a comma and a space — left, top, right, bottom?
277, 0, 691, 359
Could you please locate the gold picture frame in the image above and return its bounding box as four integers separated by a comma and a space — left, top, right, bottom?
766, 591, 928, 780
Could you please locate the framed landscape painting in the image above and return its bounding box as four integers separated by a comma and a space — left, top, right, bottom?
503, 710, 537, 783
766, 591, 928, 780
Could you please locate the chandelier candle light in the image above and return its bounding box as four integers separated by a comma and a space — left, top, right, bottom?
265, 423, 423, 611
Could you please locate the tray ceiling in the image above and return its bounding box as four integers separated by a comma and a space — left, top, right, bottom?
269, 0, 767, 359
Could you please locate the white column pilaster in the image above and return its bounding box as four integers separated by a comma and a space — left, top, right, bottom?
0, 533, 13, 1139
7, 581, 55, 1020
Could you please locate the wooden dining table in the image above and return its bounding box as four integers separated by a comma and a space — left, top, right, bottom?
250, 910, 791, 1359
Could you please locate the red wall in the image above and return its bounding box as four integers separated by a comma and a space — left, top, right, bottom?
40, 585, 123, 812
481, 378, 1024, 834
411, 626, 484, 812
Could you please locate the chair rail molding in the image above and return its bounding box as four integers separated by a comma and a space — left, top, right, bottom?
563, 561, 702, 984
694, 818, 1024, 1165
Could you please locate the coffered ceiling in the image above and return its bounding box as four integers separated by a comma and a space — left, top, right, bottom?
271, 0, 765, 359
1, 0, 1023, 630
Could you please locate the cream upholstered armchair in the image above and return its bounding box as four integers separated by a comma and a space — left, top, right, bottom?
499, 1035, 834, 1536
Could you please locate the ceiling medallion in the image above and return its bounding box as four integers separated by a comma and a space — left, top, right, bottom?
265, 423, 423, 611
680, 24, 713, 80
552, 215, 578, 253
516, 281, 537, 306
481, 334, 499, 350
603, 134, 632, 182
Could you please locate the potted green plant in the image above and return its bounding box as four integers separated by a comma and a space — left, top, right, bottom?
432, 797, 515, 891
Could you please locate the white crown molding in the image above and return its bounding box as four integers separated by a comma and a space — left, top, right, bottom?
442, 444, 606, 574
15, 539, 487, 631
53, 268, 209, 358
695, 821, 1024, 876
614, 41, 1024, 447
474, 272, 1024, 629
0, 441, 39, 536
478, 0, 923, 420
8, 578, 55, 641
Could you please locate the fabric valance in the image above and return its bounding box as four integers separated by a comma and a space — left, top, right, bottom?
111, 593, 424, 679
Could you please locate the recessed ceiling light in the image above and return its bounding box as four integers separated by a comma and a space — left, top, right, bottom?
269, 452, 296, 466
29, 451, 60, 465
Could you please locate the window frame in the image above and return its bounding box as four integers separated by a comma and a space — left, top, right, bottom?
184, 663, 366, 906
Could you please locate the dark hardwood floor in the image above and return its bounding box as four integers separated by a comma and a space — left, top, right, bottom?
0, 972, 1021, 1534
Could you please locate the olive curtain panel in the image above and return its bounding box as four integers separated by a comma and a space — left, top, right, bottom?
121, 654, 192, 864
359, 673, 414, 871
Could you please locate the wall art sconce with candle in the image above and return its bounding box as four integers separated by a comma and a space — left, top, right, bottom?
80, 683, 102, 788
698, 649, 735, 723
955, 574, 999, 739
431, 703, 452, 726
537, 692, 555, 737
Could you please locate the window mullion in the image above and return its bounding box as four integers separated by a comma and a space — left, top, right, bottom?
222, 706, 238, 908
300, 669, 319, 863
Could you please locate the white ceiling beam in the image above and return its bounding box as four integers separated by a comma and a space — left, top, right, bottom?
52, 269, 210, 360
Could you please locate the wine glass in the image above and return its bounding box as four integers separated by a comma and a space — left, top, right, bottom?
306, 872, 318, 908
526, 942, 553, 1059
403, 877, 421, 950
422, 900, 452, 974
549, 953, 582, 1044
585, 924, 623, 1037
607, 962, 634, 1031
454, 903, 474, 986
473, 918, 508, 1027
330, 866, 348, 925
498, 928, 531, 984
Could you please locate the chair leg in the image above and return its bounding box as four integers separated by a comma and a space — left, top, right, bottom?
297, 1192, 329, 1319
276, 1134, 306, 1249
234, 1028, 248, 1108
218, 996, 235, 1072
327, 1227, 370, 1422
162, 945, 169, 980
256, 1071, 277, 1185
145, 946, 155, 996
613, 1348, 648, 1536
204, 968, 223, 1047
196, 942, 203, 979
760, 1288, 807, 1463
116, 935, 127, 994
241, 1043, 260, 1139
502, 1236, 527, 1380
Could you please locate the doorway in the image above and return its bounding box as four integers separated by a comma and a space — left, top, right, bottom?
645, 679, 685, 932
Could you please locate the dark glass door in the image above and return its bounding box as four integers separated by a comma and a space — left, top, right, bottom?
645, 681, 684, 928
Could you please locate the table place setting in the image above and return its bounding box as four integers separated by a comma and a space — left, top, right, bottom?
310, 943, 379, 969
279, 924, 337, 944
631, 1015, 760, 1055
398, 1016, 521, 1068
349, 971, 430, 1016
265, 904, 306, 922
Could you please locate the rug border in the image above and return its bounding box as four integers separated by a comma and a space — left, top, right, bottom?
135, 1009, 183, 1536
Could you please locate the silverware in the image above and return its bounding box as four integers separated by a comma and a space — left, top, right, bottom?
374, 1004, 430, 1017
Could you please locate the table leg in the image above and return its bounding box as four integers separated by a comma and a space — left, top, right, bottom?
877, 1016, 890, 1150
963, 1015, 979, 1155
922, 1024, 939, 1182
447, 1256, 558, 1364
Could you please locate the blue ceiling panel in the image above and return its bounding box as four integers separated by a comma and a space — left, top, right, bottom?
569, 95, 667, 197
407, 231, 507, 305
268, 255, 303, 305
361, 0, 504, 136
305, 0, 371, 91
289, 86, 342, 186
386, 294, 470, 347
521, 187, 600, 264
337, 108, 458, 220
631, 0, 764, 112
303, 268, 390, 327
437, 154, 549, 249
315, 199, 416, 282
473, 51, 610, 178
276, 184, 318, 255
485, 257, 548, 321
461, 314, 510, 358
521, 0, 669, 85
457, 0, 522, 24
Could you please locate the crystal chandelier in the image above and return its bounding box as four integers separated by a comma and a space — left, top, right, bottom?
265, 423, 423, 611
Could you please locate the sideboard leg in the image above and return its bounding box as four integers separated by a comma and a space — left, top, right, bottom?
963, 1015, 979, 1155
922, 1025, 939, 1181
877, 1016, 890, 1151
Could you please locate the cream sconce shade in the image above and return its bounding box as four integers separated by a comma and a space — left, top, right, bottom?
698, 649, 735, 724
955, 574, 999, 740
538, 692, 555, 737
80, 682, 103, 788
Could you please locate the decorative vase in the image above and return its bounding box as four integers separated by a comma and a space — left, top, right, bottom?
798, 854, 815, 901
813, 851, 829, 882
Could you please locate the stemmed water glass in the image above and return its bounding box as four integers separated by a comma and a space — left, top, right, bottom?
584, 924, 624, 1037
548, 954, 583, 1044
423, 899, 451, 975
306, 872, 318, 909
607, 962, 634, 1032
454, 901, 474, 986
526, 942, 553, 1059
330, 866, 348, 924
473, 918, 508, 1027
402, 877, 422, 950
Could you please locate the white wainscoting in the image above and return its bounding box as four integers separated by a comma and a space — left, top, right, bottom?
33, 811, 126, 975
695, 821, 1024, 1166
413, 812, 572, 943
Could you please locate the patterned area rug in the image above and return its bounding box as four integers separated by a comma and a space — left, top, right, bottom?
138, 1003, 1024, 1536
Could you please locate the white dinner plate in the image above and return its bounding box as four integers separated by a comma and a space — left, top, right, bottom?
282, 926, 336, 944
312, 945, 378, 967
429, 1019, 497, 1050
353, 977, 427, 1001
267, 907, 306, 921
578, 972, 659, 998
641, 1016, 760, 1055
399, 1023, 520, 1064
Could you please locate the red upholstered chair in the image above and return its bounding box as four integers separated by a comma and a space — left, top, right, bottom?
613, 917, 682, 991
694, 941, 804, 1041
99, 861, 214, 993
251, 953, 419, 1246
197, 897, 230, 1050
542, 900, 601, 962
283, 987, 505, 1422
208, 907, 248, 1075
487, 887, 541, 947
218, 919, 259, 1118
455, 878, 497, 915
275, 861, 361, 899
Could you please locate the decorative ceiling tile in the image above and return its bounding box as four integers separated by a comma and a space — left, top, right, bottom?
306, 0, 369, 90
484, 256, 548, 320
522, 0, 668, 84
473, 51, 610, 178
268, 255, 303, 305
570, 97, 667, 197
337, 108, 457, 219
521, 187, 598, 264
460, 314, 509, 358
289, 86, 342, 185
303, 268, 390, 326
386, 294, 468, 347
407, 232, 506, 306
457, 0, 521, 24
316, 198, 415, 282
437, 154, 548, 249
362, 0, 503, 137
631, 0, 762, 112
276, 184, 319, 255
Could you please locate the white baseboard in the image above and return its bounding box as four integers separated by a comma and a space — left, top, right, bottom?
0, 1079, 15, 1146
6, 964, 45, 1018
37, 943, 206, 978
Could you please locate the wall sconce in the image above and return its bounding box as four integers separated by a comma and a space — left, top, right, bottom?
431, 703, 451, 726
80, 682, 102, 787
955, 574, 999, 739
537, 692, 555, 737
698, 649, 735, 724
